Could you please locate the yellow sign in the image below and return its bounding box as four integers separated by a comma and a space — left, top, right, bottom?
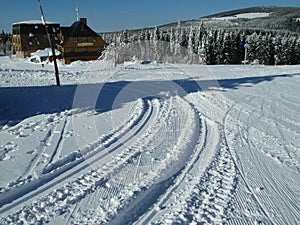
77, 43, 94, 47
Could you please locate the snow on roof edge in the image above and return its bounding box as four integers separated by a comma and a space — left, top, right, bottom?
13, 20, 59, 25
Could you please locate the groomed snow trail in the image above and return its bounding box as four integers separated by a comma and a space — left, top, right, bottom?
0, 60, 299, 225
223, 74, 300, 225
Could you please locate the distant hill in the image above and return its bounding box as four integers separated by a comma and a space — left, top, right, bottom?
157, 6, 300, 33
102, 6, 300, 36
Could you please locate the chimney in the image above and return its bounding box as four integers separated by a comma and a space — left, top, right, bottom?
80, 18, 87, 25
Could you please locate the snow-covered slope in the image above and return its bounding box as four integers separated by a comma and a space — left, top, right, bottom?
210, 12, 270, 20
0, 57, 299, 224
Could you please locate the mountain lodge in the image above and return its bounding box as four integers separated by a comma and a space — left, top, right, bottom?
12, 18, 107, 64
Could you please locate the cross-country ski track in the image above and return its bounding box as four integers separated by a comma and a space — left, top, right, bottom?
0, 59, 299, 225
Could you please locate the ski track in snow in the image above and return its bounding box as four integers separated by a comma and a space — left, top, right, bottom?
0, 60, 299, 225
0, 98, 147, 214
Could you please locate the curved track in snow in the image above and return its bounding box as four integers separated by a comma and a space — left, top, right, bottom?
0, 98, 154, 220
0, 94, 218, 225
1, 64, 299, 225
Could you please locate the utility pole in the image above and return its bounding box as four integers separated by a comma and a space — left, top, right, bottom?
37, 0, 60, 86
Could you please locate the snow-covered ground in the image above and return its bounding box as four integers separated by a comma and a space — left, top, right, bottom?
0, 56, 299, 225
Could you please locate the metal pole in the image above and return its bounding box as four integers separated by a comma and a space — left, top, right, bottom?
37, 0, 60, 86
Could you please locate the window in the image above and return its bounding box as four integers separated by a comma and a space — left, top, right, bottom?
69, 48, 74, 53
82, 37, 87, 42
93, 37, 97, 42
73, 37, 78, 42
83, 47, 88, 52
29, 41, 33, 46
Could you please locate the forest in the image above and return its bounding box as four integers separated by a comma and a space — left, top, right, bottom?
102, 22, 300, 65
0, 30, 12, 56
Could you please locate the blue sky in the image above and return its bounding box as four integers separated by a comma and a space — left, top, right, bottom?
1, 0, 300, 33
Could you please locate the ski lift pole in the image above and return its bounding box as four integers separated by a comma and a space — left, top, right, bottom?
37, 0, 60, 86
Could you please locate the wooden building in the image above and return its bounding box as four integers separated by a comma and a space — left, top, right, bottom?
12, 20, 60, 58
57, 18, 108, 64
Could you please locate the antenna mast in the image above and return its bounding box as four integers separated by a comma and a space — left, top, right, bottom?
76, 6, 79, 21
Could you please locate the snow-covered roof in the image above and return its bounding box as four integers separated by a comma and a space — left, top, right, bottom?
13, 20, 59, 25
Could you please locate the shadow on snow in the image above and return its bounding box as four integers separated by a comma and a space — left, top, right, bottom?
0, 72, 298, 127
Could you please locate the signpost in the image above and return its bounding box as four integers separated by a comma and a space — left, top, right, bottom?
243, 43, 250, 65
37, 0, 60, 86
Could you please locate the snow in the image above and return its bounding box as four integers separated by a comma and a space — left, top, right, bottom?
212, 12, 271, 20
31, 48, 61, 57
0, 56, 299, 225
13, 20, 58, 25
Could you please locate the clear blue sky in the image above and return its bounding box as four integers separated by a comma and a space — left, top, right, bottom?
1, 0, 300, 33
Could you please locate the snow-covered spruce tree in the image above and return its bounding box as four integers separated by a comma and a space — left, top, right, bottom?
294, 37, 300, 65
188, 26, 196, 63
214, 30, 225, 64
216, 30, 224, 62
174, 21, 181, 56
153, 26, 160, 62
5, 39, 13, 57
274, 34, 287, 65
254, 32, 270, 65
205, 29, 217, 64
265, 33, 275, 65
231, 31, 245, 64
194, 21, 205, 52
196, 23, 207, 64
223, 31, 242, 64
0, 31, 12, 55
120, 30, 129, 45
170, 28, 175, 54
284, 35, 297, 65
197, 41, 206, 64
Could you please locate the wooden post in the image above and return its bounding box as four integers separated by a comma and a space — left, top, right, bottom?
37, 0, 60, 86
244, 48, 248, 65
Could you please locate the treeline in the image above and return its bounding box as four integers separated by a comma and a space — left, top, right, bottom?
102, 22, 300, 65
0, 30, 12, 56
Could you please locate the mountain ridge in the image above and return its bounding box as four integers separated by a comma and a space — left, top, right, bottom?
102, 6, 300, 34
